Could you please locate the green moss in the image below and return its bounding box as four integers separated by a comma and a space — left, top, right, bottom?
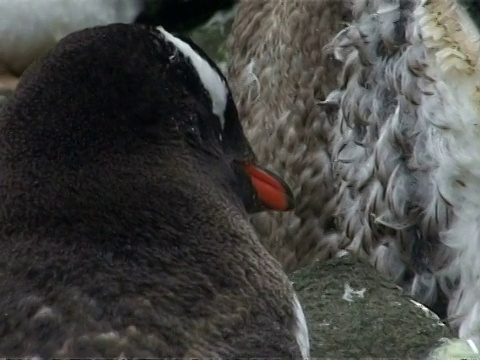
185, 6, 236, 71
290, 256, 453, 358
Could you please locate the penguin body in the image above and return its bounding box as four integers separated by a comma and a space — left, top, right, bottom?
0, 23, 308, 358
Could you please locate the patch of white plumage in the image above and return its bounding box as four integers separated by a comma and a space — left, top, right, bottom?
326, 0, 480, 338
292, 292, 310, 360
158, 26, 229, 131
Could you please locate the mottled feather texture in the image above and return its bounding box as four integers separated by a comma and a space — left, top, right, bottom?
328, 0, 480, 337
326, 0, 443, 306
228, 0, 352, 272
0, 24, 304, 357
228, 0, 480, 338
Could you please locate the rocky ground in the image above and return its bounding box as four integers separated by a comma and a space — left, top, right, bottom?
0, 5, 452, 358
292, 256, 451, 358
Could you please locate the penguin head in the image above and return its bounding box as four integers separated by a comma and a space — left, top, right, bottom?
158, 28, 295, 214
7, 23, 294, 214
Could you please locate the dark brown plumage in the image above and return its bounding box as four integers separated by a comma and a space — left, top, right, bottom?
0, 23, 306, 358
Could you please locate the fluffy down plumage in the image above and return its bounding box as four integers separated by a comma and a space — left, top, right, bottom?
228, 0, 480, 338
228, 0, 352, 272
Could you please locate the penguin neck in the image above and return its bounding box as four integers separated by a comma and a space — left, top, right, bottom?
0, 150, 257, 294
0, 145, 246, 243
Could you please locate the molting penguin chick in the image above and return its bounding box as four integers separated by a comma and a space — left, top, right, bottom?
0, 23, 308, 358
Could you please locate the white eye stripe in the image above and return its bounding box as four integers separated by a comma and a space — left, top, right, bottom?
157, 26, 228, 130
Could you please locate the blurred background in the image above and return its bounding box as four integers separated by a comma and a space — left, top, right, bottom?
0, 0, 237, 98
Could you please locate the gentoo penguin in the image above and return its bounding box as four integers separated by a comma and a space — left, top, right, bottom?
0, 23, 309, 358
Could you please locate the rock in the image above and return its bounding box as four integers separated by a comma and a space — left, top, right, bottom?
291, 256, 452, 358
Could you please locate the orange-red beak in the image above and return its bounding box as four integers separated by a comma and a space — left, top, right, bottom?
242, 163, 294, 211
